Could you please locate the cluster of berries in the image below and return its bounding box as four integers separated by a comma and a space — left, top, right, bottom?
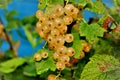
35, 4, 79, 70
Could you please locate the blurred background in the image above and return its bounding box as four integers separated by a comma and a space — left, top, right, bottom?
0, 0, 114, 57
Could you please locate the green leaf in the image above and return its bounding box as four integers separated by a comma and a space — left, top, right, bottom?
36, 58, 56, 75
24, 26, 37, 48
51, 0, 64, 5
72, 33, 82, 59
23, 62, 37, 77
6, 21, 18, 31
98, 14, 109, 26
78, 0, 90, 7
79, 22, 106, 43
0, 58, 25, 73
38, 0, 48, 10
44, 4, 56, 16
87, 1, 108, 14
80, 54, 120, 80
3, 67, 35, 80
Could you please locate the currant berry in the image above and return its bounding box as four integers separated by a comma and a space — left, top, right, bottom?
42, 25, 51, 33
36, 10, 44, 19
65, 34, 74, 43
39, 16, 48, 24
55, 36, 65, 47
64, 4, 74, 16
51, 28, 60, 37
59, 25, 68, 34
63, 16, 73, 25
36, 21, 42, 29
47, 74, 56, 80
60, 55, 70, 64
84, 44, 91, 52
54, 18, 65, 29
54, 4, 64, 17
66, 47, 75, 57
56, 61, 65, 70
41, 51, 48, 58
49, 13, 58, 21
47, 35, 53, 43
56, 46, 67, 55
34, 53, 42, 61
70, 7, 79, 18
53, 52, 61, 61
39, 30, 47, 39
66, 62, 73, 67
81, 40, 88, 50
45, 21, 55, 29
80, 51, 85, 59
48, 43, 57, 50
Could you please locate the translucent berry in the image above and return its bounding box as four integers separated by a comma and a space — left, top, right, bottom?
34, 53, 42, 61
66, 62, 73, 67
81, 40, 88, 50
53, 52, 61, 61
64, 4, 75, 16
56, 46, 67, 55
60, 55, 70, 64
51, 28, 60, 37
45, 21, 55, 29
55, 36, 65, 47
47, 74, 56, 80
56, 61, 65, 70
54, 18, 65, 29
39, 30, 47, 39
49, 13, 58, 21
54, 4, 64, 17
59, 25, 68, 34
39, 16, 48, 24
47, 35, 53, 43
48, 43, 57, 50
36, 10, 44, 19
66, 47, 75, 57
41, 51, 48, 58
80, 51, 85, 59
70, 7, 79, 18
63, 16, 73, 25
65, 34, 74, 43
84, 44, 91, 52
42, 25, 51, 33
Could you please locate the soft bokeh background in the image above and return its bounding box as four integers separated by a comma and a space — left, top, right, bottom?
0, 0, 113, 57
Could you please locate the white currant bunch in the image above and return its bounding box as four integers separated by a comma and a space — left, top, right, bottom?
35, 4, 80, 70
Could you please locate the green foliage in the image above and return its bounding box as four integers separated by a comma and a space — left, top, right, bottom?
78, 0, 90, 6
23, 62, 37, 77
0, 58, 25, 73
3, 68, 35, 80
24, 26, 37, 48
80, 54, 120, 80
51, 0, 64, 5
38, 0, 48, 10
1, 0, 120, 80
79, 21, 106, 43
87, 1, 108, 14
36, 58, 56, 75
72, 33, 82, 58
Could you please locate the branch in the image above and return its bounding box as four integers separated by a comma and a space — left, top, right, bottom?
0, 18, 17, 57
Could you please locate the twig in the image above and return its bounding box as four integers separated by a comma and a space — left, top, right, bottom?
0, 17, 16, 57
